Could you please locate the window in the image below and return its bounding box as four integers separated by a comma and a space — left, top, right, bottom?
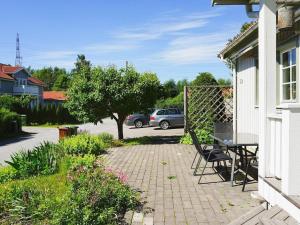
281, 48, 297, 101
17, 78, 27, 86
166, 109, 178, 115
156, 110, 165, 115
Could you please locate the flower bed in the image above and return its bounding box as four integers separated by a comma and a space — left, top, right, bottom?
0, 133, 138, 225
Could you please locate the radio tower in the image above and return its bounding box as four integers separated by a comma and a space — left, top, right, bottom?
15, 33, 22, 66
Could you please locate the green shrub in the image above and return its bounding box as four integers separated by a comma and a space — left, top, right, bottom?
63, 154, 97, 171
5, 142, 62, 178
60, 133, 107, 155
0, 173, 68, 225
180, 129, 213, 145
98, 132, 114, 147
0, 157, 138, 225
53, 166, 138, 225
156, 92, 183, 109
0, 108, 22, 136
0, 165, 18, 183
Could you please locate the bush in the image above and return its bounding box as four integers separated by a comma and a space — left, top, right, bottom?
63, 154, 96, 171
53, 166, 138, 225
5, 142, 62, 178
0, 108, 22, 136
180, 129, 213, 145
156, 92, 183, 109
0, 173, 68, 225
60, 133, 107, 155
0, 157, 138, 225
0, 166, 18, 183
98, 132, 114, 147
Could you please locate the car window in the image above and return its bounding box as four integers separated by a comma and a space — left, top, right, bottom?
167, 109, 179, 115
167, 109, 181, 114
156, 110, 165, 115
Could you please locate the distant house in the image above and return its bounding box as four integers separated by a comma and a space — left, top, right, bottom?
43, 91, 66, 106
0, 64, 45, 106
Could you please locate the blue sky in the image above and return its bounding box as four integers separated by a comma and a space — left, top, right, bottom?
0, 1, 251, 82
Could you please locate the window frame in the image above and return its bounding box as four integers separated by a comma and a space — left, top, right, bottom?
280, 47, 297, 103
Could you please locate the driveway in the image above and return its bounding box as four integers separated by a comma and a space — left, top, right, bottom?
0, 117, 183, 164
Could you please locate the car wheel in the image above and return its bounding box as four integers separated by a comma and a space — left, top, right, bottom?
160, 121, 170, 130
134, 120, 143, 128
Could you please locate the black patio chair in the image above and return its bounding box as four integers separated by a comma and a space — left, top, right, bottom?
189, 129, 232, 184
188, 129, 222, 170
242, 155, 258, 191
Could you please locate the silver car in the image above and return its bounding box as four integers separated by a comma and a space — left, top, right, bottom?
149, 108, 184, 130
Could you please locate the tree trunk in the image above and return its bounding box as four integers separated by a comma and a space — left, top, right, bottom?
117, 120, 124, 140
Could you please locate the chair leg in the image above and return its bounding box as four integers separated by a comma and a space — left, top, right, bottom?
193, 156, 202, 175
191, 152, 198, 169
242, 159, 251, 192
224, 160, 229, 175
198, 160, 208, 184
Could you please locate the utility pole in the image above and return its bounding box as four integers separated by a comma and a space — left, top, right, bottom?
15, 33, 22, 66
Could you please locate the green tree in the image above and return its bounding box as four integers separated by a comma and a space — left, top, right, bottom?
176, 79, 189, 92
217, 78, 232, 86
52, 73, 70, 91
73, 54, 91, 75
66, 64, 160, 139
162, 79, 179, 98
192, 72, 218, 86
32, 67, 69, 90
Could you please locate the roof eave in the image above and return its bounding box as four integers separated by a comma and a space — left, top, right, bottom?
212, 0, 259, 5
219, 22, 258, 59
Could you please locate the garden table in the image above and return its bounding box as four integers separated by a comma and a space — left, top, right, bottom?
210, 133, 259, 186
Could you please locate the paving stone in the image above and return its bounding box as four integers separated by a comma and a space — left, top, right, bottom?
106, 143, 260, 225
132, 212, 143, 223
143, 217, 153, 225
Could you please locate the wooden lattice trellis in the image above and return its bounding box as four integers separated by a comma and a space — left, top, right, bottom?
184, 86, 233, 131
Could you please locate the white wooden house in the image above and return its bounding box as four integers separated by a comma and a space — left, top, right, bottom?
213, 0, 300, 222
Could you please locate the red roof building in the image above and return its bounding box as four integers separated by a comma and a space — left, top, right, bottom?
43, 91, 67, 101
0, 64, 45, 105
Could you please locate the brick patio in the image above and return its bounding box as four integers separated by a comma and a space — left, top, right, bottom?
106, 143, 260, 225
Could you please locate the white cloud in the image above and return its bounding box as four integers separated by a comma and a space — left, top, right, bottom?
158, 33, 230, 64
115, 10, 221, 42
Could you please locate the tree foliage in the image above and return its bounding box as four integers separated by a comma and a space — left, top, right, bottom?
217, 78, 232, 86
66, 57, 160, 139
31, 67, 70, 91
192, 72, 218, 86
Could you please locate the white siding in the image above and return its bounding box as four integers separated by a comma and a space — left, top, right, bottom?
236, 56, 259, 136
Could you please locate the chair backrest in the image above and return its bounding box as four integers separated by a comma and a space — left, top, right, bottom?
188, 129, 205, 156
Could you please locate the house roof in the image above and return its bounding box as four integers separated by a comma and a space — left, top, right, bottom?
219, 21, 258, 59
212, 0, 259, 5
0, 64, 45, 86
1, 65, 22, 74
0, 71, 15, 81
28, 77, 45, 87
43, 91, 67, 101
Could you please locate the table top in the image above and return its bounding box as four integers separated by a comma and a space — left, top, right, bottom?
211, 132, 259, 147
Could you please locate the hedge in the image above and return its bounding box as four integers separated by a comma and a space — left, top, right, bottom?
0, 108, 22, 136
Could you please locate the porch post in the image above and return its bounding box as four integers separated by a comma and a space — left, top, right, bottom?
258, 0, 277, 181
